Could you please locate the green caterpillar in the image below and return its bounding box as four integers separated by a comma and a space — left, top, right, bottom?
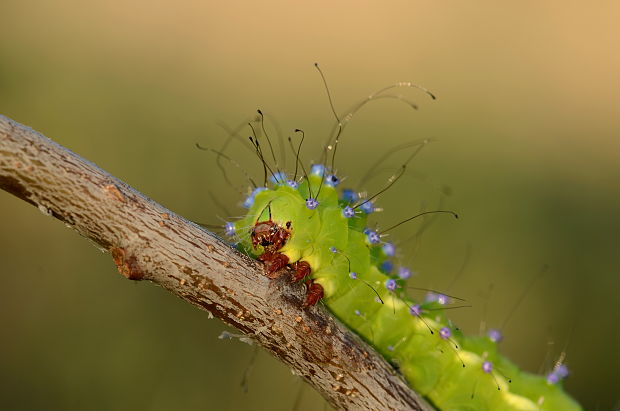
227, 167, 580, 410
213, 68, 581, 409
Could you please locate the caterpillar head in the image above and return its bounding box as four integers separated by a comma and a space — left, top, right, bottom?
250, 218, 292, 253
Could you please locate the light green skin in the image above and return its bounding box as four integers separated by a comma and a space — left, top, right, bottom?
235, 176, 581, 411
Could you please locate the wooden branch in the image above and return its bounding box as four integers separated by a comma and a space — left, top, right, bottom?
0, 115, 432, 410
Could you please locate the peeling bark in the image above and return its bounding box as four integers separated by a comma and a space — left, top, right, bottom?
0, 114, 432, 411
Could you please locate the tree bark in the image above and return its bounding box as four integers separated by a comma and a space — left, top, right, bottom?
0, 114, 432, 411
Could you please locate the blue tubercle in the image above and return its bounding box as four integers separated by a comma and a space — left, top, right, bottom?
366, 229, 381, 245
224, 222, 236, 237
342, 206, 355, 218
382, 242, 396, 257
306, 198, 319, 210
287, 180, 299, 189
426, 292, 448, 305
341, 189, 358, 203
439, 327, 452, 340
270, 171, 287, 185
359, 200, 375, 214
380, 260, 394, 274
310, 164, 326, 176
243, 187, 268, 208
547, 363, 569, 384
487, 329, 503, 343
409, 304, 422, 317
398, 266, 413, 280
325, 174, 340, 187
385, 278, 397, 291
546, 372, 561, 385
555, 364, 570, 378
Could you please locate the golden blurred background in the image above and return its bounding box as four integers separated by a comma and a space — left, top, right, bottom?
1, 0, 619, 409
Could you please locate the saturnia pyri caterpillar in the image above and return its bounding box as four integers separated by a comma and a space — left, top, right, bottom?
207, 65, 580, 410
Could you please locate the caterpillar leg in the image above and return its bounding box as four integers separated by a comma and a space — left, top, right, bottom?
302, 279, 324, 307
258, 252, 289, 278
291, 260, 311, 282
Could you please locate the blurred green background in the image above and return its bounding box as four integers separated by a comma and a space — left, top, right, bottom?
1, 1, 619, 409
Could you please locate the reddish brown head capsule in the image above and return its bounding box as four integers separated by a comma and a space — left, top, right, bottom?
250, 220, 292, 253
251, 219, 292, 277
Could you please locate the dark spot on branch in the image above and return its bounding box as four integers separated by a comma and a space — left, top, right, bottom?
110, 247, 144, 280
0, 175, 34, 204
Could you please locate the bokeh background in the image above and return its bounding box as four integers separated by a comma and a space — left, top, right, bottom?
1, 1, 619, 409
